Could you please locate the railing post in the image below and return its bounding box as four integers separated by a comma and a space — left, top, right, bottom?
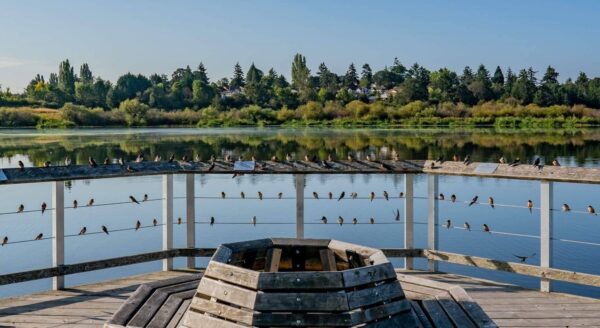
540, 180, 553, 292
427, 174, 439, 272
162, 174, 173, 271
404, 174, 414, 270
186, 174, 196, 269
52, 181, 65, 290
295, 174, 305, 239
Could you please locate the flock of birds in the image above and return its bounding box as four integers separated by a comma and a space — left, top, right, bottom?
430, 154, 560, 169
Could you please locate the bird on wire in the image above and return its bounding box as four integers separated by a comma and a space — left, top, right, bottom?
221, 192, 226, 199
439, 193, 445, 200
143, 194, 148, 202
464, 222, 471, 231
177, 217, 182, 225
394, 209, 400, 221
79, 227, 86, 235
338, 216, 344, 226
135, 220, 141, 231
313, 192, 319, 199
588, 205, 596, 215
278, 192, 283, 199
321, 216, 328, 224
18, 160, 25, 171
328, 192, 333, 200
445, 219, 452, 229
41, 202, 47, 215
353, 218, 359, 225
370, 192, 375, 201
399, 192, 404, 198
102, 226, 109, 235
73, 200, 78, 209
130, 196, 140, 204
451, 194, 457, 203
2, 236, 7, 246
513, 253, 536, 263
35, 233, 43, 240
369, 217, 375, 224
17, 204, 24, 213
351, 192, 358, 199
240, 191, 245, 199
87, 198, 94, 206
468, 196, 478, 206
483, 224, 491, 233
338, 192, 345, 201
562, 203, 571, 212
252, 216, 257, 226
383, 191, 389, 201
258, 191, 263, 200
527, 200, 533, 213
153, 218, 158, 226
210, 217, 215, 226
488, 197, 495, 208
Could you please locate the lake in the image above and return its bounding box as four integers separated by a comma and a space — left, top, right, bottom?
0, 127, 599, 298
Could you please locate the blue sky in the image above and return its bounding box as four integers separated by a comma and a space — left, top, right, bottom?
1, 0, 599, 91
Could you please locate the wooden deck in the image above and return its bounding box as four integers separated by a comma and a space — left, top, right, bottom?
0, 270, 599, 328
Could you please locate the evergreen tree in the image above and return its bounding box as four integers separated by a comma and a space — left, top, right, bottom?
505, 68, 517, 97
194, 62, 209, 84
360, 64, 373, 88
491, 66, 505, 85
457, 66, 476, 105
291, 53, 313, 102
511, 68, 537, 104
230, 63, 245, 90
343, 63, 359, 90
58, 59, 76, 96
79, 63, 93, 84
468, 64, 493, 102
48, 73, 58, 86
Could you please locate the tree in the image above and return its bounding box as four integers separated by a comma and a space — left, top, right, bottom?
291, 53, 314, 102
316, 63, 337, 100
244, 63, 267, 105
58, 59, 76, 96
230, 62, 245, 90
456, 66, 476, 105
534, 66, 561, 106
491, 66, 505, 99
192, 80, 214, 108
194, 63, 209, 84
398, 63, 430, 103
360, 64, 373, 89
505, 68, 517, 96
468, 64, 493, 102
511, 68, 537, 104
429, 68, 459, 103
48, 73, 58, 86
343, 63, 359, 90
107, 73, 151, 107
79, 63, 93, 84
119, 98, 149, 126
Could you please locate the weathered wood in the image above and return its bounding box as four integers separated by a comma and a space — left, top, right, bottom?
254, 292, 349, 311
427, 174, 439, 272
410, 301, 434, 328
166, 298, 191, 328
204, 261, 260, 289
343, 262, 397, 288
420, 298, 454, 327
186, 173, 196, 269
264, 248, 282, 272
347, 281, 405, 309
449, 286, 498, 328
258, 271, 344, 290
52, 180, 65, 290
540, 180, 553, 293
196, 277, 257, 309
320, 249, 337, 271
146, 289, 195, 328
295, 173, 305, 238
349, 298, 412, 325
404, 173, 415, 270
163, 174, 174, 271
436, 293, 477, 328
189, 298, 254, 326
183, 310, 247, 328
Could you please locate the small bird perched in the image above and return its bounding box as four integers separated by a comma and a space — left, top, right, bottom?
304, 154, 311, 162
126, 165, 135, 173
286, 153, 292, 161
168, 154, 176, 163
35, 233, 43, 240
436, 155, 444, 164
2, 236, 7, 246
445, 219, 452, 229
321, 216, 328, 224
499, 156, 505, 164
451, 194, 457, 203
383, 191, 389, 201
73, 200, 78, 209
527, 200, 533, 213
562, 203, 571, 212
439, 193, 445, 200
129, 196, 140, 204
394, 209, 400, 221
135, 154, 144, 163
154, 155, 161, 162
102, 225, 109, 235
321, 160, 332, 169
552, 159, 560, 166
351, 192, 358, 199
210, 217, 215, 226
153, 218, 158, 226
207, 162, 215, 172
143, 194, 148, 202
221, 192, 226, 199
271, 155, 278, 161
118, 158, 124, 166
78, 227, 86, 235
337, 191, 345, 201
17, 204, 24, 213
347, 153, 354, 162
369, 217, 375, 224
338, 216, 344, 226
41, 202, 47, 215
177, 217, 182, 225
452, 154, 459, 162
18, 160, 25, 171
252, 216, 257, 226
399, 192, 404, 198
353, 218, 358, 225
103, 157, 110, 165
135, 220, 141, 231
588, 205, 596, 215
370, 192, 375, 201
464, 222, 471, 231
44, 161, 51, 167
87, 198, 94, 206
257, 191, 263, 200
468, 196, 478, 206
278, 192, 283, 199
89, 156, 98, 167
328, 192, 333, 200
313, 192, 319, 199
483, 224, 491, 233
393, 153, 400, 161
513, 253, 536, 262
64, 157, 72, 166
240, 191, 245, 199
463, 155, 471, 166
532, 157, 541, 169
430, 162, 435, 169
488, 197, 495, 208
327, 153, 334, 161
509, 158, 521, 167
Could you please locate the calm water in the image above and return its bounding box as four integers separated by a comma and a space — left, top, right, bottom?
0, 127, 599, 299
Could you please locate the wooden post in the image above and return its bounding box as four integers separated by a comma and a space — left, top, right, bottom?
427, 174, 439, 272
295, 174, 305, 239
186, 174, 196, 269
162, 174, 173, 271
52, 181, 65, 290
540, 180, 553, 292
404, 174, 414, 270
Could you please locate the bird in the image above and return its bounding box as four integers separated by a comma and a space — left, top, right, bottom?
439, 193, 445, 200
337, 192, 345, 201
154, 155, 161, 162
207, 162, 215, 172
126, 165, 135, 173
353, 218, 359, 225
383, 191, 389, 201
87, 198, 94, 206
562, 203, 571, 212
552, 159, 560, 166
240, 191, 245, 199
304, 154, 310, 162
351, 192, 358, 199
328, 192, 333, 200
43, 161, 51, 167
370, 217, 375, 224
452, 154, 459, 162
78, 227, 86, 235
278, 192, 283, 199
143, 194, 148, 202
370, 192, 375, 201
65, 157, 72, 166
338, 216, 344, 226
321, 160, 332, 169
321, 216, 328, 224
366, 154, 372, 161
135, 220, 141, 231
463, 155, 471, 166
177, 217, 182, 225
532, 157, 541, 167
436, 155, 444, 164
468, 196, 478, 206
347, 153, 354, 161
35, 233, 43, 240
509, 158, 521, 167
399, 192, 404, 198
135, 154, 144, 163
313, 192, 319, 199
182, 155, 189, 162
464, 222, 471, 231
41, 202, 47, 215
327, 153, 334, 161
221, 192, 226, 199
88, 156, 98, 167
286, 153, 293, 161
393, 153, 400, 161
257, 191, 263, 200
71, 200, 78, 209
483, 224, 491, 233
513, 253, 536, 263
252, 216, 257, 226
168, 154, 176, 163
129, 196, 140, 204
2, 236, 7, 246
102, 225, 109, 235
527, 200, 533, 213
18, 160, 25, 171
210, 216, 215, 226
588, 205, 596, 215
394, 209, 400, 221
430, 162, 435, 169
153, 218, 158, 226
271, 155, 278, 161
499, 156, 505, 164
17, 204, 24, 213
451, 194, 457, 203
103, 157, 110, 165
488, 197, 495, 208
445, 219, 452, 229
118, 158, 124, 166
251, 155, 257, 162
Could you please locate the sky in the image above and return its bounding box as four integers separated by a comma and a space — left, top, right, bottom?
1, 0, 600, 91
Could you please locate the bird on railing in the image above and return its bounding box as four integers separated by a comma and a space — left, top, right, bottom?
321, 160, 333, 169
483, 224, 491, 233
338, 216, 344, 226
89, 156, 98, 167
445, 219, 451, 229
552, 159, 560, 166
562, 203, 571, 212
252, 216, 257, 226
35, 233, 43, 240
383, 191, 389, 201
394, 209, 400, 221
240, 191, 245, 199
73, 200, 78, 209
43, 161, 51, 168
463, 155, 471, 166
18, 160, 25, 171
430, 162, 435, 169
498, 156, 505, 164
327, 153, 334, 162
257, 191, 263, 200
464, 222, 471, 231
468, 196, 478, 206
168, 154, 176, 163
321, 216, 327, 224
129, 196, 140, 204
366, 154, 373, 162
451, 194, 457, 203
65, 157, 72, 166
126, 165, 136, 173
210, 217, 215, 226
347, 153, 355, 162
103, 157, 110, 165
353, 218, 358, 225
41, 202, 47, 215
153, 218, 158, 226
452, 154, 459, 162
271, 155, 278, 161
527, 200, 533, 213
221, 192, 226, 199
436, 155, 444, 164
513, 253, 536, 262
87, 198, 94, 206
118, 158, 124, 166
532, 157, 541, 169
177, 217, 182, 225
369, 217, 375, 224
286, 153, 292, 161
2, 236, 7, 246
102, 226, 109, 235
207, 162, 215, 172
338, 191, 345, 201
278, 192, 283, 199
370, 192, 375, 201
135, 220, 141, 231
17, 204, 24, 213
154, 155, 161, 162
135, 154, 144, 163
143, 194, 148, 202
351, 192, 358, 199
328, 192, 333, 200
588, 205, 596, 215
488, 197, 495, 208
182, 155, 189, 162
313, 192, 319, 199
393, 153, 400, 161
78, 227, 86, 235
509, 158, 520, 167
439, 193, 445, 200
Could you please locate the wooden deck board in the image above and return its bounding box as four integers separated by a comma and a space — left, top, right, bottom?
0, 269, 598, 327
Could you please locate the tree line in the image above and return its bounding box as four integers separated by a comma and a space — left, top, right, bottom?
1, 53, 600, 112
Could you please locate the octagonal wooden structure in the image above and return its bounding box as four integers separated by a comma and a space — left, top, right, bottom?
181, 238, 418, 327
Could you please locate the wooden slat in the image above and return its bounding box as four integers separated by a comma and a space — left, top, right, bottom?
183, 310, 248, 328
166, 298, 191, 328
436, 293, 477, 328
449, 286, 498, 328
320, 249, 337, 271
361, 313, 420, 327
252, 312, 352, 327
189, 298, 254, 326
254, 292, 348, 312
347, 281, 405, 309
264, 248, 282, 272
343, 262, 397, 288
196, 277, 257, 309
349, 298, 412, 325
204, 261, 260, 290
257, 271, 343, 290
420, 298, 454, 328
410, 301, 434, 328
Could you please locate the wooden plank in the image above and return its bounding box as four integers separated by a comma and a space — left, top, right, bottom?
410, 301, 434, 328
347, 281, 405, 309
343, 262, 397, 288
492, 318, 600, 327
320, 249, 337, 271
189, 297, 254, 326
361, 313, 420, 328
146, 289, 196, 328
254, 292, 348, 312
346, 249, 365, 269
257, 271, 344, 290
264, 248, 282, 272
420, 298, 454, 328
196, 277, 257, 309
349, 298, 412, 325
291, 246, 306, 271
436, 293, 477, 328
328, 239, 379, 259
253, 312, 352, 327
270, 238, 330, 247
183, 310, 247, 328
204, 261, 260, 289
106, 284, 154, 325
449, 286, 498, 328
166, 298, 191, 328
